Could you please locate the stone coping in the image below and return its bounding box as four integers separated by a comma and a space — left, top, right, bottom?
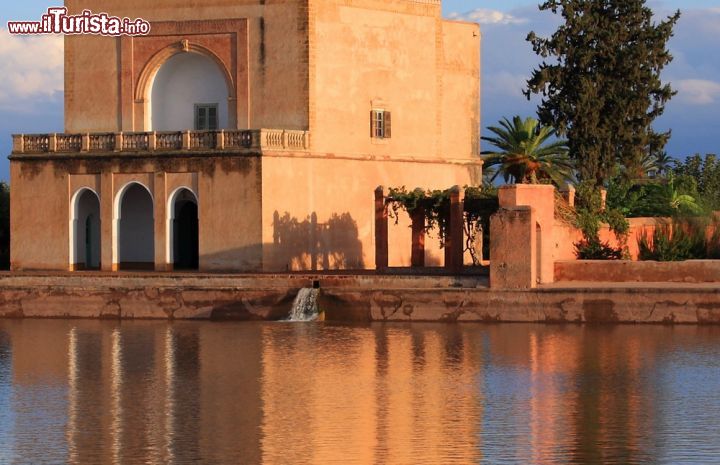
0, 273, 718, 323
555, 260, 720, 284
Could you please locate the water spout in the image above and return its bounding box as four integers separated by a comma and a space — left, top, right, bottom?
288, 288, 320, 321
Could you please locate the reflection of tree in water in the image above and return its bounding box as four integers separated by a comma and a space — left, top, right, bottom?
272, 211, 364, 271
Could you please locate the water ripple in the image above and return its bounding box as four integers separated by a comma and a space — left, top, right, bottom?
0, 321, 718, 464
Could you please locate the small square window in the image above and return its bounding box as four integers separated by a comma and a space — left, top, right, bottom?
194, 104, 219, 130
370, 109, 392, 139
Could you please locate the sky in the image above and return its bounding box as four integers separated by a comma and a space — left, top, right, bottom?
0, 1, 719, 182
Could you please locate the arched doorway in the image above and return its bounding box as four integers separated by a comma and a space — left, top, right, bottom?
169, 189, 199, 270
71, 189, 101, 270
116, 183, 155, 270
150, 52, 230, 131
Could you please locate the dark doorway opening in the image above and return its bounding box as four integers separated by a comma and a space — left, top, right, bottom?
173, 190, 199, 270
74, 189, 101, 270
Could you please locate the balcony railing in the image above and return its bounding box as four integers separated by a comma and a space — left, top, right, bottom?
11, 129, 310, 155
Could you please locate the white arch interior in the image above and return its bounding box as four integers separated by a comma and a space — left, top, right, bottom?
166, 187, 199, 265
149, 52, 230, 131
69, 188, 101, 269
114, 183, 155, 269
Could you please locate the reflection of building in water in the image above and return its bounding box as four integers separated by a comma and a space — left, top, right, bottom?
7, 320, 72, 464
259, 324, 483, 464
197, 323, 264, 465
572, 327, 654, 464
65, 322, 157, 464
6, 322, 714, 463
62, 321, 265, 464
481, 326, 657, 464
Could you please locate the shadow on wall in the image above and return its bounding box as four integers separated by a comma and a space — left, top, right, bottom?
271, 211, 365, 271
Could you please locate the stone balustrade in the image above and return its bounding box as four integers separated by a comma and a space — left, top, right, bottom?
11, 129, 310, 155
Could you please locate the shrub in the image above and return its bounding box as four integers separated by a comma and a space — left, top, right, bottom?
637, 222, 708, 261
574, 238, 624, 260
709, 221, 720, 259
573, 182, 629, 260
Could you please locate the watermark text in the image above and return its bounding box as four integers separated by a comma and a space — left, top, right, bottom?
7, 8, 151, 36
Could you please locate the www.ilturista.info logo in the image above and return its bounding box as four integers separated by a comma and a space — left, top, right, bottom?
7, 8, 151, 36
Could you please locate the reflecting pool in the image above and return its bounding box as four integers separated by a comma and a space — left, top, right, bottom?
0, 320, 719, 464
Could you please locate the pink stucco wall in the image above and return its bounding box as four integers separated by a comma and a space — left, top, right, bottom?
553, 217, 673, 262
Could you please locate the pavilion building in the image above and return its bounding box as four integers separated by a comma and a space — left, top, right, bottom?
10, 0, 481, 272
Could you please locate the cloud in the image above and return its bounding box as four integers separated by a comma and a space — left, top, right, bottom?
0, 28, 63, 109
674, 79, 720, 105
447, 8, 528, 25
484, 71, 529, 98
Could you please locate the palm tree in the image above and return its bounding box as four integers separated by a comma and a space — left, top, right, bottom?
654, 151, 676, 176
481, 116, 573, 185
640, 152, 659, 178
635, 151, 676, 179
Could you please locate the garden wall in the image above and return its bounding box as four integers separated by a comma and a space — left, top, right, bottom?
553, 217, 671, 262
555, 260, 720, 284
490, 185, 718, 289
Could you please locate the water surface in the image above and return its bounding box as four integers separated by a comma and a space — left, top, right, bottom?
0, 320, 719, 464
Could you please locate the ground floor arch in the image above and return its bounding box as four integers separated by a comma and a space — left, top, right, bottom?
168, 188, 199, 270
115, 183, 155, 270
71, 189, 101, 270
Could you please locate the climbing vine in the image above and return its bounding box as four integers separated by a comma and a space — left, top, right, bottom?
463, 186, 499, 265
573, 181, 630, 259
387, 187, 451, 244
386, 186, 499, 265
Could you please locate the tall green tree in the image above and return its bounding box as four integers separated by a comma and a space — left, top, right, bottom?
481, 116, 573, 185
674, 154, 720, 210
526, 0, 680, 186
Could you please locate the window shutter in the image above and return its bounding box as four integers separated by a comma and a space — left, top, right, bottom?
196, 106, 207, 131
384, 111, 391, 138
370, 110, 376, 138
208, 106, 218, 130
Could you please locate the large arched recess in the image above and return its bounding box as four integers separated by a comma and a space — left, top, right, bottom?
136, 43, 236, 131
114, 183, 155, 270
70, 188, 101, 270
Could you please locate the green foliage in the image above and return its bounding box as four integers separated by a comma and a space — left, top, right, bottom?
574, 238, 624, 260
481, 116, 574, 186
673, 154, 720, 211
463, 186, 500, 264
573, 181, 628, 259
0, 182, 8, 270
386, 186, 499, 265
709, 222, 720, 260
604, 209, 630, 239
555, 190, 578, 226
574, 182, 629, 238
526, 0, 680, 186
463, 185, 500, 218
653, 152, 676, 177
637, 221, 708, 261
575, 208, 601, 240
606, 176, 704, 218
620, 151, 677, 181
387, 187, 451, 244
